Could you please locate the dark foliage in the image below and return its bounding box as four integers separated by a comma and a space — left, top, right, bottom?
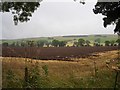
52, 40, 66, 47
1, 2, 41, 25
105, 40, 111, 46
93, 1, 120, 34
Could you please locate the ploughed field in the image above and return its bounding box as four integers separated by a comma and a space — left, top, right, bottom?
2, 46, 118, 60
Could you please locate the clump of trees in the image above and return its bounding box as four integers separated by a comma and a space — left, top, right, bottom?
104, 40, 119, 46
105, 41, 111, 46
94, 38, 101, 46
78, 39, 85, 46
2, 42, 9, 46
36, 40, 51, 47
37, 40, 46, 47
73, 39, 91, 47
4, 40, 52, 47
105, 39, 120, 46
51, 40, 67, 47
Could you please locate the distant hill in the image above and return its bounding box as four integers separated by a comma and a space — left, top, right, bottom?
63, 35, 89, 37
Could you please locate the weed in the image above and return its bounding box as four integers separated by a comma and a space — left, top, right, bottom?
24, 62, 41, 88
42, 65, 49, 77
5, 69, 22, 88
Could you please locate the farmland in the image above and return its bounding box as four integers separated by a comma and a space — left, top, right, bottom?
2, 46, 118, 60
2, 50, 120, 88
1, 34, 120, 88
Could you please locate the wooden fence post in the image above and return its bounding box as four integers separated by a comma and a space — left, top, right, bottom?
113, 68, 120, 90
25, 67, 28, 88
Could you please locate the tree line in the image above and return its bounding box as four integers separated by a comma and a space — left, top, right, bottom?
2, 38, 120, 47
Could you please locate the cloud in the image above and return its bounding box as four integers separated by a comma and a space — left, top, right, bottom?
1, 2, 114, 39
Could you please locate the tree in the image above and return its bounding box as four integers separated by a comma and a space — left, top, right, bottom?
78, 39, 85, 46
20, 41, 26, 47
37, 40, 47, 47
105, 40, 110, 46
16, 41, 20, 47
2, 42, 9, 46
110, 40, 115, 46
10, 42, 16, 47
1, 2, 41, 25
116, 39, 120, 46
94, 38, 101, 46
74, 0, 85, 4
59, 41, 67, 47
73, 41, 78, 47
95, 38, 100, 44
51, 40, 59, 47
26, 40, 35, 47
85, 40, 91, 46
45, 41, 51, 47
93, 1, 120, 34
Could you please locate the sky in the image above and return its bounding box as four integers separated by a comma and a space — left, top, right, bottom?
1, 0, 116, 39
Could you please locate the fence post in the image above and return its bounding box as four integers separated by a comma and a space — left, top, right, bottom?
113, 68, 120, 90
114, 71, 118, 90
25, 67, 28, 88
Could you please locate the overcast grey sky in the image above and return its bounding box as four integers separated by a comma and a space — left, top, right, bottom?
1, 0, 116, 39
